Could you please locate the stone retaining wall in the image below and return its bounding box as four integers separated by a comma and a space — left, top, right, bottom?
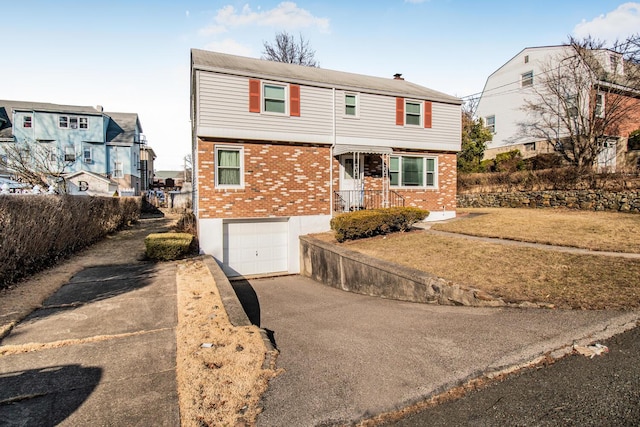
300, 235, 516, 308
457, 190, 640, 213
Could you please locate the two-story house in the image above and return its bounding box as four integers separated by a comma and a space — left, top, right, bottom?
0, 100, 146, 195
476, 45, 640, 171
191, 49, 462, 277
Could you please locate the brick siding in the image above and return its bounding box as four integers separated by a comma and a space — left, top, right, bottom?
197, 138, 457, 219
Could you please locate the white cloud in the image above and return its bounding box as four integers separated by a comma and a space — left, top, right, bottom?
186, 10, 190, 18
202, 2, 330, 35
204, 38, 254, 57
573, 2, 640, 41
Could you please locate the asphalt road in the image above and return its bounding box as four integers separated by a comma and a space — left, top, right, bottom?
382, 325, 640, 426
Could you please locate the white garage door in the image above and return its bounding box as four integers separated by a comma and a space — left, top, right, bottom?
223, 220, 289, 277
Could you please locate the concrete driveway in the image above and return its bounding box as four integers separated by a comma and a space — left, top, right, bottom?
232, 275, 639, 426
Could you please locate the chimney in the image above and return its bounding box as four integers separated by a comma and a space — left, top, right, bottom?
393, 73, 404, 80
95, 105, 103, 112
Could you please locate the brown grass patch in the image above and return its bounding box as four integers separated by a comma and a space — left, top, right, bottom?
175, 258, 277, 426
340, 230, 640, 310
432, 208, 640, 253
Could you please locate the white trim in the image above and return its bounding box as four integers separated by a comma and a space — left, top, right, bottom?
389, 155, 438, 189
343, 92, 359, 118
262, 81, 289, 115
214, 145, 245, 189
404, 99, 422, 127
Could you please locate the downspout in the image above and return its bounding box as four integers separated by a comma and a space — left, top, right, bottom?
330, 87, 336, 217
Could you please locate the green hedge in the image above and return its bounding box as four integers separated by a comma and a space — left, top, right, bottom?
0, 195, 142, 288
330, 207, 429, 242
145, 233, 197, 261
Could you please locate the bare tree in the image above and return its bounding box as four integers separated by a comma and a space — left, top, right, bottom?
1, 140, 77, 191
262, 31, 318, 67
518, 35, 640, 171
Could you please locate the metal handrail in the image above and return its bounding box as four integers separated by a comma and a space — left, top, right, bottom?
333, 190, 405, 212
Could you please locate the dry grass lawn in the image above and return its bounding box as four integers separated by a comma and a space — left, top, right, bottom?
331, 208, 640, 310
432, 208, 640, 253
176, 258, 278, 426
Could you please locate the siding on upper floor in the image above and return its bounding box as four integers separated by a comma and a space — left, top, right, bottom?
195, 71, 461, 152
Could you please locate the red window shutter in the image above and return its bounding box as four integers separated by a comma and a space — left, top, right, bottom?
249, 79, 260, 113
424, 101, 432, 128
290, 84, 300, 117
396, 97, 404, 125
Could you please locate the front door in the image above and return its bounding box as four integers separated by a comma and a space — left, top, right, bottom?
339, 154, 364, 210
339, 154, 363, 192
597, 139, 617, 172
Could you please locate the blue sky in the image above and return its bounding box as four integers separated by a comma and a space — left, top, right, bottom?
2, 1, 640, 170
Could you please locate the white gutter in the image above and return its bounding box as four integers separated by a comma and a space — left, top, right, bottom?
330, 87, 336, 217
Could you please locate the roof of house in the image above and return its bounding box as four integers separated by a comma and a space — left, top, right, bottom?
0, 100, 142, 142
154, 170, 185, 180
104, 111, 143, 143
191, 49, 461, 105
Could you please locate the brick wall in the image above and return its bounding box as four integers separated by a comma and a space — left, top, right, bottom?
197, 139, 458, 218
197, 139, 332, 218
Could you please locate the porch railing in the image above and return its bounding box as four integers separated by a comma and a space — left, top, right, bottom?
333, 190, 405, 212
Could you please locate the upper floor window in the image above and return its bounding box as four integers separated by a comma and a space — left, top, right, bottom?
215, 146, 244, 188
524, 55, 529, 64
345, 94, 358, 117
249, 79, 299, 116
113, 161, 123, 178
263, 84, 286, 114
405, 101, 422, 126
595, 93, 605, 118
23, 116, 32, 128
521, 71, 533, 87
64, 146, 76, 162
486, 115, 495, 133
59, 115, 88, 129
83, 147, 92, 163
389, 155, 437, 188
567, 94, 579, 118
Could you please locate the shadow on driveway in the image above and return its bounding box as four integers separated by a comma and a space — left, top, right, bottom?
0, 364, 102, 427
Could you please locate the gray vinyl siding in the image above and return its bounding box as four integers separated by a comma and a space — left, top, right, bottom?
196, 71, 460, 151
197, 71, 332, 139
336, 91, 460, 150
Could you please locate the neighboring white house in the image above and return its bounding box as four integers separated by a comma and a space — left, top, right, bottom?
191, 49, 462, 277
476, 45, 639, 171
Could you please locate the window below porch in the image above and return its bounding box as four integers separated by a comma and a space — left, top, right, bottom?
389, 155, 437, 188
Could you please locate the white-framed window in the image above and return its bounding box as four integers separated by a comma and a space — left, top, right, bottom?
389, 155, 437, 188
69, 117, 78, 129
64, 146, 75, 162
59, 116, 69, 128
524, 142, 536, 152
595, 93, 605, 118
567, 94, 578, 118
524, 55, 529, 64
405, 100, 422, 126
263, 83, 286, 114
23, 116, 32, 128
79, 117, 88, 129
83, 147, 92, 163
113, 161, 123, 178
486, 115, 495, 133
48, 150, 57, 162
215, 146, 244, 188
345, 93, 358, 117
521, 71, 533, 87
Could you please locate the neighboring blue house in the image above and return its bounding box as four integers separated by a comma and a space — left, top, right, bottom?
0, 100, 146, 195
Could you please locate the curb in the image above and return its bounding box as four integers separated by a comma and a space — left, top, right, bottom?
201, 255, 278, 370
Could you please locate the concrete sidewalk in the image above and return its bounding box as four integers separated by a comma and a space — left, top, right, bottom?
237, 275, 639, 426
0, 218, 179, 426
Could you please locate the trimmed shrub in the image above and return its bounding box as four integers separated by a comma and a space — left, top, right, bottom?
0, 195, 142, 288
330, 207, 429, 242
145, 233, 197, 261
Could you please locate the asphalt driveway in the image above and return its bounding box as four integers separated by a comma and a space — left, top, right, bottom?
233, 275, 639, 426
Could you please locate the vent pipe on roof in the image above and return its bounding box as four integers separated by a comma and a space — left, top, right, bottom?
393, 73, 404, 80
